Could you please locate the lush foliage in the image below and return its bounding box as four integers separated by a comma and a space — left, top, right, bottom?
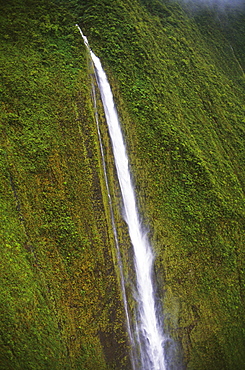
0, 1, 129, 369
1, 0, 245, 369
76, 0, 245, 368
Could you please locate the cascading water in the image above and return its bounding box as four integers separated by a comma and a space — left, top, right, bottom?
76, 25, 167, 370
90, 57, 137, 370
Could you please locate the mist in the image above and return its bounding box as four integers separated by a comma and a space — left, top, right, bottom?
176, 0, 245, 11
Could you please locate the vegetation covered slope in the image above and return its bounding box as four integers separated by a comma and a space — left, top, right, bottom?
76, 0, 245, 368
0, 1, 130, 369
0, 0, 245, 369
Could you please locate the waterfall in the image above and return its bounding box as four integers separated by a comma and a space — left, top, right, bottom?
90, 58, 137, 370
76, 25, 167, 370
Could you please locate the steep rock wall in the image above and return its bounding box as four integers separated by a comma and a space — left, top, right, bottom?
0, 0, 245, 369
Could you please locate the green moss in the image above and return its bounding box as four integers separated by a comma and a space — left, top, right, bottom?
76, 0, 245, 368
1, 0, 245, 369
0, 1, 130, 369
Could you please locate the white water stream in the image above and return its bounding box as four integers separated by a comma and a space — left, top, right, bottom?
76, 25, 166, 370
90, 60, 137, 370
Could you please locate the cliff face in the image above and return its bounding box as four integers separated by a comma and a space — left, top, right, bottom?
0, 1, 130, 369
1, 0, 245, 369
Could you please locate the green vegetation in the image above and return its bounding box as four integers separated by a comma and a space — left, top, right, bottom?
0, 1, 130, 369
0, 0, 245, 369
